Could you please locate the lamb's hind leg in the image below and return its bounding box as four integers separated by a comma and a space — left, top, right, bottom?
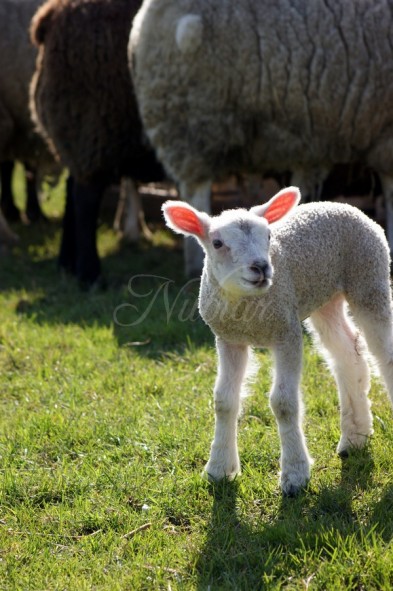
350, 296, 393, 408
309, 294, 373, 457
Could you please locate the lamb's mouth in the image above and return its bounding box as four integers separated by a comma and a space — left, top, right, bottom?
243, 277, 272, 290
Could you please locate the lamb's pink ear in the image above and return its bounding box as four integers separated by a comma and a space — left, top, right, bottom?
162, 200, 208, 238
251, 187, 301, 224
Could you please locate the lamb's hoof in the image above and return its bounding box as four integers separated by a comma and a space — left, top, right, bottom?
282, 483, 304, 498
338, 449, 349, 459
337, 432, 371, 458
201, 469, 221, 483
280, 463, 310, 497
202, 460, 240, 483
201, 469, 240, 484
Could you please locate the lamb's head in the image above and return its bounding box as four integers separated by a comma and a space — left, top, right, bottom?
162, 187, 300, 298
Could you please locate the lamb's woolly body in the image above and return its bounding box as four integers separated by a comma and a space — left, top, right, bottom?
163, 193, 393, 495
200, 203, 390, 346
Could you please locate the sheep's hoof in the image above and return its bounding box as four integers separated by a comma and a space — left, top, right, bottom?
25, 208, 49, 224
79, 275, 108, 292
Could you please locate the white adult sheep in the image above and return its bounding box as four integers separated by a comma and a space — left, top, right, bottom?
162, 187, 393, 496
129, 0, 393, 276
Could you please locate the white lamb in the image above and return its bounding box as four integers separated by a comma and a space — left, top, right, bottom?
162, 188, 393, 496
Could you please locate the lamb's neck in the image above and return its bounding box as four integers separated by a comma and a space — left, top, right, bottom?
202, 263, 233, 302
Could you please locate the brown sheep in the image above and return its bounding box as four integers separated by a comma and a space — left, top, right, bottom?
30, 0, 165, 287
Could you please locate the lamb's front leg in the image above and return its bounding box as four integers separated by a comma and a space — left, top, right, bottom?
270, 334, 312, 496
204, 339, 250, 481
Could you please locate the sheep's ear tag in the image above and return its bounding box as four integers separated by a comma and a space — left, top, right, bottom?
263, 189, 299, 224
167, 206, 205, 237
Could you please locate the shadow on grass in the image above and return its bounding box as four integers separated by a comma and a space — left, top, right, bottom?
196, 448, 393, 590
0, 218, 62, 290
0, 222, 213, 357
111, 269, 213, 355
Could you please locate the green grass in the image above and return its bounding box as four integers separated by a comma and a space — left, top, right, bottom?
1, 166, 393, 589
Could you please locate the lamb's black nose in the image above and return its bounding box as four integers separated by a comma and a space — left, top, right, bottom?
250, 261, 270, 277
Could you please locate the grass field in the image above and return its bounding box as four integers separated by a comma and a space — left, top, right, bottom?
1, 167, 393, 590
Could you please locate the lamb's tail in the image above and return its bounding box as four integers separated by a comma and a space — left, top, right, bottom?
30, 0, 60, 46
175, 14, 203, 54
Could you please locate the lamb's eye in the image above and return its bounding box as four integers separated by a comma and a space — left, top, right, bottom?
212, 239, 223, 249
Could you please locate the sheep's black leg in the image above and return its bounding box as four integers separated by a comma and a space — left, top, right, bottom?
24, 164, 46, 222
73, 179, 104, 288
0, 161, 19, 221
59, 175, 77, 275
